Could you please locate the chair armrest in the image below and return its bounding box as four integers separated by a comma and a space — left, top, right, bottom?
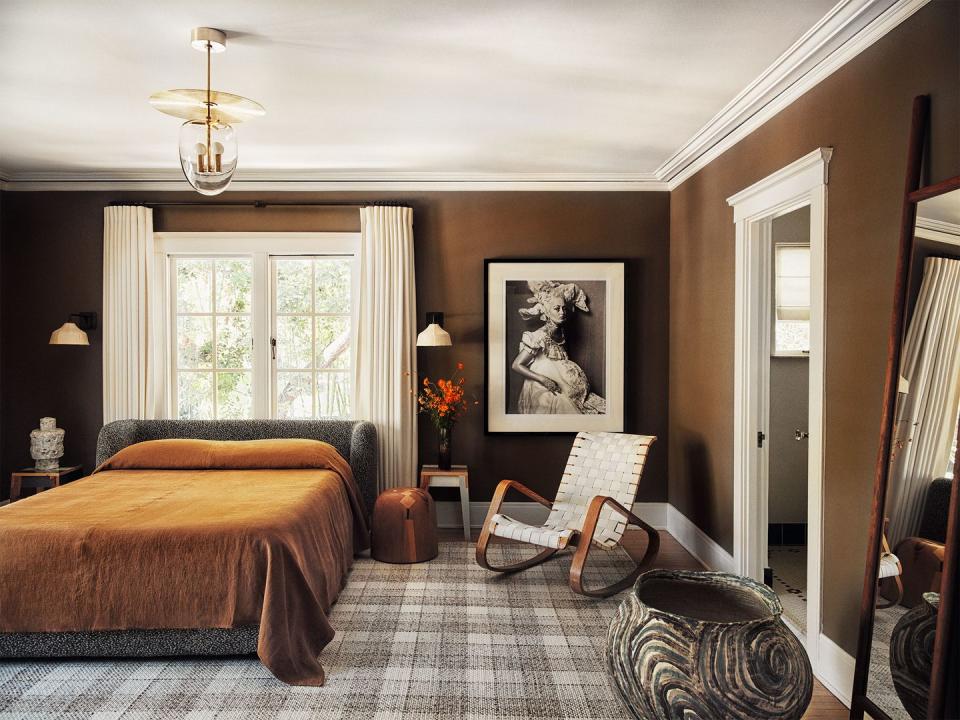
583, 495, 658, 535
477, 479, 553, 542
494, 479, 553, 510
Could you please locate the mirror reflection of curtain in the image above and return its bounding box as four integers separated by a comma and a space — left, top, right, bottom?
888, 256, 960, 546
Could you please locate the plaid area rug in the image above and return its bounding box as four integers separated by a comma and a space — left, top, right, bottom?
0, 540, 640, 719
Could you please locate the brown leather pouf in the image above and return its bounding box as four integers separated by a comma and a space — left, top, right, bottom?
371, 487, 439, 563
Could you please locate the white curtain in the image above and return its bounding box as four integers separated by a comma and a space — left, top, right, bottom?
355, 206, 418, 491
102, 206, 160, 423
888, 256, 960, 545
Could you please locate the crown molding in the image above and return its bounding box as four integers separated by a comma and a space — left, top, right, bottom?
0, 0, 930, 194
0, 168, 668, 192
662, 0, 931, 190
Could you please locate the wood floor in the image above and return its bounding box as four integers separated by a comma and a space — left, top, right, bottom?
448, 527, 849, 720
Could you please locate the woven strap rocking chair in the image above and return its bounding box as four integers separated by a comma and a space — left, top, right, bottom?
476, 432, 660, 597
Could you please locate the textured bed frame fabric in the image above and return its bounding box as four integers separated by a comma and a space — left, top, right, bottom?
0, 419, 378, 661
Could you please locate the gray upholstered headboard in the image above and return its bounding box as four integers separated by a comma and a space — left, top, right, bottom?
96, 420, 378, 514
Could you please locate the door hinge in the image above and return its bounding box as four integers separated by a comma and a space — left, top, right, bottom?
757, 431, 766, 448
270, 336, 277, 360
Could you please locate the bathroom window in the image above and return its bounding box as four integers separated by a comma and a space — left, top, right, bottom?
773, 244, 811, 355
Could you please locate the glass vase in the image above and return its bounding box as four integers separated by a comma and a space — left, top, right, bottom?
438, 425, 452, 470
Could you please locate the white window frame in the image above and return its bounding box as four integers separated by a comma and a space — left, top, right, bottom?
154, 232, 360, 420
270, 254, 360, 419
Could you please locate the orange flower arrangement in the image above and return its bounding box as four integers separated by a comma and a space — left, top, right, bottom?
416, 361, 471, 430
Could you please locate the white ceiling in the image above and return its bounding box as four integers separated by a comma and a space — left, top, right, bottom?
0, 0, 846, 180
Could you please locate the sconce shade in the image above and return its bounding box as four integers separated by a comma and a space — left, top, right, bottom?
50, 322, 90, 346
416, 323, 452, 347
417, 312, 452, 347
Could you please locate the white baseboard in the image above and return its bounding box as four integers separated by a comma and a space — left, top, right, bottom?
435, 500, 726, 573
631, 502, 669, 529
436, 498, 742, 577
665, 504, 736, 574
434, 500, 543, 530
816, 633, 855, 709
433, 500, 669, 531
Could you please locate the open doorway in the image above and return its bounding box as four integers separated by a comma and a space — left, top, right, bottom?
767, 207, 811, 634
728, 148, 830, 667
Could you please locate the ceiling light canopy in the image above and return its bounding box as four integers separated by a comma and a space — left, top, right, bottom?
149, 27, 264, 195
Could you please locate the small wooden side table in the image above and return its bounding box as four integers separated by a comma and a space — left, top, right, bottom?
420, 464, 470, 541
10, 465, 83, 502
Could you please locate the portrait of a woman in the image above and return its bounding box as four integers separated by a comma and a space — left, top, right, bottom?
485, 259, 623, 434
509, 280, 606, 415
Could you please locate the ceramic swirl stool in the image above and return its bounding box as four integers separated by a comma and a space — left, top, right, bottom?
607, 569, 812, 720
371, 487, 439, 563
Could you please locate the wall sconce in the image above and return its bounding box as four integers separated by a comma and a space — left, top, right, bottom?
416, 311, 452, 347
50, 312, 97, 346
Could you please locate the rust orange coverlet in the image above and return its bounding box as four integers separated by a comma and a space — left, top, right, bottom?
0, 438, 369, 686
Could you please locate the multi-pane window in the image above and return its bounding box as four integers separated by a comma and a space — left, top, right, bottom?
165, 236, 357, 421
774, 244, 811, 355
273, 257, 353, 419
174, 258, 253, 419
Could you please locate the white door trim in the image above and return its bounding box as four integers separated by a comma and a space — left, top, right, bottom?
727, 147, 831, 668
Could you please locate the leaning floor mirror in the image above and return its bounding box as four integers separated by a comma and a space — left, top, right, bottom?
850, 95, 960, 720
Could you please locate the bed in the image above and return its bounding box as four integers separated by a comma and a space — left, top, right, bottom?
0, 419, 378, 686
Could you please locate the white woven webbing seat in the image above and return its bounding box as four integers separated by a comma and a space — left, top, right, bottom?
879, 552, 901, 579
488, 514, 576, 549
487, 432, 655, 550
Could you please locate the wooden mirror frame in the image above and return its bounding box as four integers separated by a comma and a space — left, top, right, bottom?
850, 94, 960, 720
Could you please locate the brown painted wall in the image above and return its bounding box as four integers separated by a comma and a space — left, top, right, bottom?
669, 0, 960, 654
0, 191, 670, 504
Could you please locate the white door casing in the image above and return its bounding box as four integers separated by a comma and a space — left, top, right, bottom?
727, 147, 831, 667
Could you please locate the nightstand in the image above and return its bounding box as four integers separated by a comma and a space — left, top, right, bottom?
10, 465, 83, 501
419, 464, 470, 541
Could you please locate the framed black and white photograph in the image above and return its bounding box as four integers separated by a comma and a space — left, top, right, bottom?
485, 259, 625, 433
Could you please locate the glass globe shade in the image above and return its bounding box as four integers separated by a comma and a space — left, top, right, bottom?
178, 120, 238, 195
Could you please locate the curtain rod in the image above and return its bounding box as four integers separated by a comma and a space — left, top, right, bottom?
109, 200, 408, 209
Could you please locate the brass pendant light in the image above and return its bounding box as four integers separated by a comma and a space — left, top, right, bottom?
149, 28, 265, 195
